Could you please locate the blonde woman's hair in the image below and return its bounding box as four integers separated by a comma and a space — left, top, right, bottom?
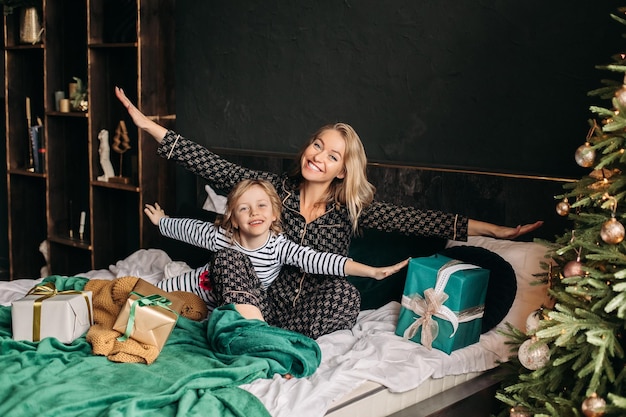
216, 179, 283, 240
290, 122, 376, 232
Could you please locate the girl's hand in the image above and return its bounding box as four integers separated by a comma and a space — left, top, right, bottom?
144, 202, 169, 225
371, 258, 410, 280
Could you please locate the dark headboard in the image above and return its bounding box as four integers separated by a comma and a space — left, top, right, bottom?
192, 149, 571, 242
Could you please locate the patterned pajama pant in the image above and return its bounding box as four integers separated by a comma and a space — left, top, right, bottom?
158, 248, 361, 339
214, 249, 361, 339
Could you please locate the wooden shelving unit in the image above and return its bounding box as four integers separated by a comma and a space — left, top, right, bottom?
3, 0, 175, 279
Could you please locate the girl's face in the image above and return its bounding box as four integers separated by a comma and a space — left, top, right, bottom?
231, 185, 277, 241
300, 129, 346, 185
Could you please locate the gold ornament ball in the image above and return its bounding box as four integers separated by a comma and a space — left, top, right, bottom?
600, 217, 625, 245
563, 260, 584, 277
518, 338, 550, 370
556, 200, 570, 216
616, 85, 626, 107
510, 405, 531, 417
575, 143, 595, 168
581, 393, 606, 417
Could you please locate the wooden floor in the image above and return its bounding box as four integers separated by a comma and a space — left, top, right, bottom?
389, 367, 506, 417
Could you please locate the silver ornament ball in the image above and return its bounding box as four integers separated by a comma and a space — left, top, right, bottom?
518, 338, 550, 370
525, 309, 544, 334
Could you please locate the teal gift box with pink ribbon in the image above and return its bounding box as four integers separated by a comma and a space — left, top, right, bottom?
395, 254, 489, 354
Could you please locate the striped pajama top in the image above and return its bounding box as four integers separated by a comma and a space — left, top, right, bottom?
159, 217, 349, 288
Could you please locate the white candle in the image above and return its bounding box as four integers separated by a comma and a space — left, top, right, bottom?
79, 211, 86, 240
26, 96, 31, 125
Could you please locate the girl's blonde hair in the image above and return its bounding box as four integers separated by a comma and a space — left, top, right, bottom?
216, 179, 283, 240
290, 122, 375, 232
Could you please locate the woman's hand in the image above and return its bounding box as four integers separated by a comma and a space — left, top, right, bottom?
144, 202, 169, 225
115, 87, 168, 142
468, 219, 544, 239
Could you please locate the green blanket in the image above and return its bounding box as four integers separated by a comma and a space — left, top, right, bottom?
0, 277, 321, 417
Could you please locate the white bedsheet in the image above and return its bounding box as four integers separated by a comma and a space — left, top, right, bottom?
242, 303, 508, 417
0, 236, 549, 417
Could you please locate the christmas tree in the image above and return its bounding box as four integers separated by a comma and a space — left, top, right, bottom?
495, 7, 626, 417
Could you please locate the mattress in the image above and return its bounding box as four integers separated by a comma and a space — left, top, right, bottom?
326, 372, 483, 417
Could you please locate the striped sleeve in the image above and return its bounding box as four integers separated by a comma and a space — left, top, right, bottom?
158, 217, 230, 251
274, 235, 348, 276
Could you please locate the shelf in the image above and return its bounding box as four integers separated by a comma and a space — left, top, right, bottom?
91, 179, 140, 192
4, 44, 44, 50
47, 234, 92, 251
88, 42, 137, 49
8, 169, 46, 178
3, 0, 175, 279
46, 111, 89, 118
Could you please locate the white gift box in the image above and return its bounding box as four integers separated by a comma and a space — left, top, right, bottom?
11, 288, 93, 344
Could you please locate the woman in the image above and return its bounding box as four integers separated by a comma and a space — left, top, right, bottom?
115, 87, 542, 339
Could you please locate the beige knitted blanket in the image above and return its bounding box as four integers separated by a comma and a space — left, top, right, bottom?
85, 276, 208, 364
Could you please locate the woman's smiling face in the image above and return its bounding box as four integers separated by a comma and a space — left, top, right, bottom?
300, 129, 346, 185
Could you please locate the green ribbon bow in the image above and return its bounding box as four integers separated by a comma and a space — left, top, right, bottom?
117, 292, 177, 342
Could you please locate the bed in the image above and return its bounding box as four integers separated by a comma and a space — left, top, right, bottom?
0, 233, 551, 417
0, 150, 560, 416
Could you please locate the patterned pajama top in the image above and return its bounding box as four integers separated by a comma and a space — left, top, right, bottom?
157, 130, 468, 339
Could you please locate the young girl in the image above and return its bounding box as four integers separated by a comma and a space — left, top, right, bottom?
145, 179, 408, 320
116, 86, 542, 338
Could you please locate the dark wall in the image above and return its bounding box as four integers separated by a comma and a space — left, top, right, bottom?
176, 1, 623, 178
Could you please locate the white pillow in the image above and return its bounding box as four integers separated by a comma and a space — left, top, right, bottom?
202, 184, 227, 214
446, 236, 552, 331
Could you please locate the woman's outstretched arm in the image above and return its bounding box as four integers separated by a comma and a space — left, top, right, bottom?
115, 86, 168, 142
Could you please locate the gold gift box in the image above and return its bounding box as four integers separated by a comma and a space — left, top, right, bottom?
113, 291, 178, 351
131, 278, 184, 314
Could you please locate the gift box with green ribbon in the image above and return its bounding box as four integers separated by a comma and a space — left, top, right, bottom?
395, 254, 489, 354
11, 282, 93, 344
113, 291, 179, 351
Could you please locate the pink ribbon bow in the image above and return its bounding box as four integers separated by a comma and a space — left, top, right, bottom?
401, 260, 479, 349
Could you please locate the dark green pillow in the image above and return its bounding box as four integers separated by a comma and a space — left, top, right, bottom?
347, 229, 447, 310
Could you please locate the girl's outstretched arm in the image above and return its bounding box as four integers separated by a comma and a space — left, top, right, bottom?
345, 258, 410, 280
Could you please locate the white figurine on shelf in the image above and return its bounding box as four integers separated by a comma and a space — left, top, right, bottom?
97, 128, 115, 181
